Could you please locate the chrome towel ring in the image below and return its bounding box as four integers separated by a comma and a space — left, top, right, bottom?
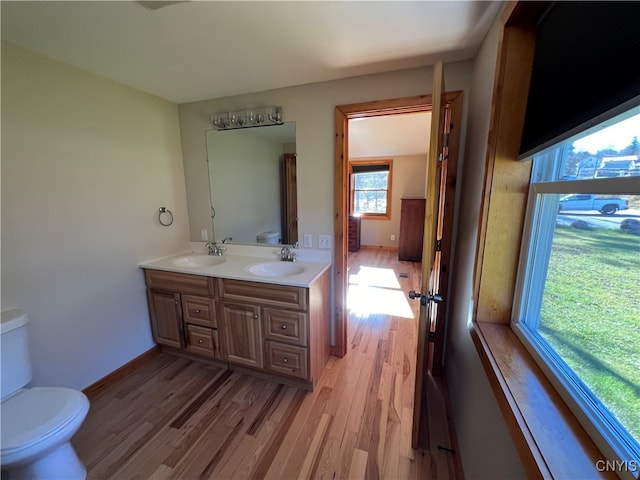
158, 207, 174, 226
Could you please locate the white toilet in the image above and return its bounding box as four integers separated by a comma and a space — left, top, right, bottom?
1, 309, 90, 480
256, 231, 281, 244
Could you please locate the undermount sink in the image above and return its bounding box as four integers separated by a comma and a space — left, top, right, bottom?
247, 261, 306, 277
172, 255, 225, 268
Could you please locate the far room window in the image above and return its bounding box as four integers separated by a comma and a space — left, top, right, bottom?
514, 105, 640, 475
349, 159, 392, 219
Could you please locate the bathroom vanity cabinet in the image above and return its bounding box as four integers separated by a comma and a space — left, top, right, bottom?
218, 278, 313, 381
143, 267, 330, 390
145, 270, 223, 360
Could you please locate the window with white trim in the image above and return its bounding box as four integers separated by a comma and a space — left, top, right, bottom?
514, 105, 640, 479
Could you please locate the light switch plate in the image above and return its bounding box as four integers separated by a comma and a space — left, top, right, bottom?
319, 234, 331, 249
303, 233, 313, 248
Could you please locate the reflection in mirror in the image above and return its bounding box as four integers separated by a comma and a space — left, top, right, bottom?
206, 122, 297, 246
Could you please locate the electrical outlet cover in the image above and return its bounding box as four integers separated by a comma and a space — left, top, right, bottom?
319, 234, 331, 249
303, 234, 313, 248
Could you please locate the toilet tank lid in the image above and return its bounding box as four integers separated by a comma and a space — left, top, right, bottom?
1, 309, 29, 334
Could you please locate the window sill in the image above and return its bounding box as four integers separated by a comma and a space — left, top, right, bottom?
470, 320, 617, 479
351, 213, 390, 220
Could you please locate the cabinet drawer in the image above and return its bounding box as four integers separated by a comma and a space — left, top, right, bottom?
218, 278, 307, 310
263, 308, 307, 347
182, 295, 217, 328
264, 341, 308, 380
144, 269, 215, 296
185, 324, 221, 359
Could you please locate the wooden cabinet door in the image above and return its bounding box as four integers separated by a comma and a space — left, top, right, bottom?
220, 302, 263, 369
147, 290, 183, 349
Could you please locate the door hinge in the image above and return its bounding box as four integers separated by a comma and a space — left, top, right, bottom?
435, 239, 442, 251
443, 132, 449, 148
428, 332, 436, 342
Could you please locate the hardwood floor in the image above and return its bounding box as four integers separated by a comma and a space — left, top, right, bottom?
73, 248, 461, 479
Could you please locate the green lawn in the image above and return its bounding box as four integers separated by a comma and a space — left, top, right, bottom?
539, 226, 640, 442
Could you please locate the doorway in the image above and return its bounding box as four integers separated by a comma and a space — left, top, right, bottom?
333, 90, 464, 448
345, 111, 430, 350
333, 95, 437, 358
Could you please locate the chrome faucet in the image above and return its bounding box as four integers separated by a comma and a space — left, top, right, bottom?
280, 246, 297, 262
205, 241, 225, 256
222, 236, 233, 244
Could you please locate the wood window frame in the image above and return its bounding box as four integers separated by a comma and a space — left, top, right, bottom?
348, 159, 393, 220
471, 2, 619, 479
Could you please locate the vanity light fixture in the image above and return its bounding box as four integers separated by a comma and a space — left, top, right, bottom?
209, 106, 283, 130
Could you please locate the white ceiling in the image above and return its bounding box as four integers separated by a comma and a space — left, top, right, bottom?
1, 1, 501, 104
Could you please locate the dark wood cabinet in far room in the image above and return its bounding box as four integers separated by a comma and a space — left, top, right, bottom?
348, 214, 361, 252
398, 198, 425, 261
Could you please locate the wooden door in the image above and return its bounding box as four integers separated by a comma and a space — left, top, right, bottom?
411, 60, 451, 448
147, 290, 183, 349
219, 301, 263, 369
283, 154, 298, 245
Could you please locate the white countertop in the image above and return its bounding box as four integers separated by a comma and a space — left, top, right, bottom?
140, 244, 331, 287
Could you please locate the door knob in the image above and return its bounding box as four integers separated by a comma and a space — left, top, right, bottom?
408, 290, 444, 306
428, 294, 444, 304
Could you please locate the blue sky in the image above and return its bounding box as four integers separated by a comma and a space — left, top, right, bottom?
573, 111, 640, 154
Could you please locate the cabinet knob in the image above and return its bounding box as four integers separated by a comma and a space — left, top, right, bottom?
195, 309, 201, 313
281, 325, 287, 330
254, 315, 259, 319
283, 357, 288, 363
198, 339, 204, 344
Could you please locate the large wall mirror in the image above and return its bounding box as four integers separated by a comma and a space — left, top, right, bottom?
205, 122, 298, 246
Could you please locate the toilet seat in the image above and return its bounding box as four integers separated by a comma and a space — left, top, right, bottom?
1, 387, 89, 463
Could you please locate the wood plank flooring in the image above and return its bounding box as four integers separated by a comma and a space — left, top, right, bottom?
73, 248, 461, 479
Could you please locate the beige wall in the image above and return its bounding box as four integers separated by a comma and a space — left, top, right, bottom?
445, 13, 527, 479
1, 42, 190, 390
